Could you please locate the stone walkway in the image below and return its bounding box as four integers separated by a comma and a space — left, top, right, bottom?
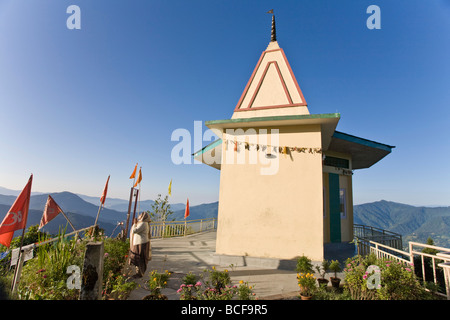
127, 231, 348, 300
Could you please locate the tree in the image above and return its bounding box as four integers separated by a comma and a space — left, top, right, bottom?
422, 237, 439, 255
148, 194, 174, 222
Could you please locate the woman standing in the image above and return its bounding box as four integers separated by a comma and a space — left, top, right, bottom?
129, 212, 151, 278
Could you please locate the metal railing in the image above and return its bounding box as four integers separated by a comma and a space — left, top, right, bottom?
353, 224, 403, 252
150, 218, 216, 239
409, 242, 450, 299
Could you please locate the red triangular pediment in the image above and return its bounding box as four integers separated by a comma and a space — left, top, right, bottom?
234, 43, 307, 114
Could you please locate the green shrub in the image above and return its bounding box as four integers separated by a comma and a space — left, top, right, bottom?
147, 270, 171, 296
343, 254, 432, 300
204, 266, 231, 291
103, 237, 129, 279
329, 260, 342, 278
237, 280, 256, 300
343, 255, 379, 300
105, 273, 137, 300
17, 230, 84, 300
15, 226, 134, 300
197, 267, 236, 300
296, 255, 314, 274
177, 272, 202, 300
377, 259, 429, 300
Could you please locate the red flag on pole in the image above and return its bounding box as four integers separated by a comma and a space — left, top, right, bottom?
0, 175, 33, 248
184, 198, 190, 219
100, 175, 110, 206
39, 195, 63, 229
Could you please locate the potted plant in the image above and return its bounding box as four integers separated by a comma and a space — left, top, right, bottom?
297, 272, 316, 300
329, 260, 342, 289
143, 270, 171, 300
315, 259, 330, 287
296, 255, 314, 274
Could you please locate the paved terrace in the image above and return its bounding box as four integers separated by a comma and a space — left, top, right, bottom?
127, 231, 355, 300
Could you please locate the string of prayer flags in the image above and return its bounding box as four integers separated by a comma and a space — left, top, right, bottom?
224, 139, 322, 155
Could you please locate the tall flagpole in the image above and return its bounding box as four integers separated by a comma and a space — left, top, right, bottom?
132, 188, 139, 224
124, 163, 139, 239
11, 225, 27, 292
124, 187, 134, 240
60, 209, 77, 233
132, 167, 142, 223
94, 203, 102, 226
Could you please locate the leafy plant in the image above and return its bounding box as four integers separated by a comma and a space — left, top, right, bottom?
296, 255, 314, 274
14, 224, 134, 300
147, 270, 171, 297
197, 267, 236, 300
105, 273, 137, 300
237, 280, 256, 300
103, 237, 129, 280
377, 260, 429, 300
343, 255, 378, 300
329, 260, 341, 278
202, 266, 231, 291
177, 272, 201, 300
343, 254, 433, 300
17, 228, 84, 300
315, 260, 330, 279
182, 271, 199, 285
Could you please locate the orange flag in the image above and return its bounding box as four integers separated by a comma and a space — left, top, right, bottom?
100, 175, 110, 206
39, 195, 63, 229
184, 198, 190, 219
0, 232, 14, 249
0, 175, 33, 248
129, 163, 137, 179
133, 168, 142, 188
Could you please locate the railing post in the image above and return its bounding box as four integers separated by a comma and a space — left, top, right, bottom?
162, 221, 165, 238
409, 242, 414, 264
437, 262, 450, 300
421, 255, 426, 283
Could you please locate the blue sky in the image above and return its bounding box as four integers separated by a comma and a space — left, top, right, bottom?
0, 0, 449, 206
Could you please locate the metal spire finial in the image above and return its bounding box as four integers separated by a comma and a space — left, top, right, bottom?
267, 9, 276, 42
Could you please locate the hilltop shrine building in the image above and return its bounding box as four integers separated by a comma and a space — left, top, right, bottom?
194, 16, 394, 264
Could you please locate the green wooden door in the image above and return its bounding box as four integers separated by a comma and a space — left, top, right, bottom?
328, 173, 341, 243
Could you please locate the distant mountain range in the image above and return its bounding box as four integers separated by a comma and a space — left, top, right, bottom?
0, 186, 449, 249
354, 200, 450, 248
76, 194, 186, 212
0, 188, 216, 239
